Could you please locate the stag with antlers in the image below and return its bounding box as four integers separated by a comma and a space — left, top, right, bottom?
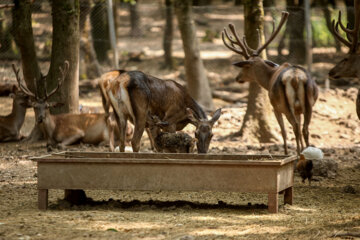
329, 0, 360, 119
222, 11, 318, 155
19, 61, 117, 151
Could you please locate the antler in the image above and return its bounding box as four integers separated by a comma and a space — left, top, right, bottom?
11, 64, 37, 98
222, 23, 250, 59
331, 0, 360, 53
254, 11, 289, 56
45, 60, 69, 99
222, 11, 289, 58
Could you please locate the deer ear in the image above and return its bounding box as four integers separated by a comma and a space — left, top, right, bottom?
186, 108, 199, 126
210, 108, 222, 126
232, 60, 254, 68
264, 60, 279, 68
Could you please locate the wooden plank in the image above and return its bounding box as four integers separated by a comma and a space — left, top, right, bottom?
268, 193, 279, 213
38, 189, 48, 210
284, 187, 293, 205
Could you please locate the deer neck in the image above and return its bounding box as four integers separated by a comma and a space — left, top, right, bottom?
10, 97, 27, 130
253, 62, 278, 91
42, 109, 56, 139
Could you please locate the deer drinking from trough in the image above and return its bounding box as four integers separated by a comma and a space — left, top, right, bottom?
0, 65, 31, 142
19, 61, 117, 151
329, 0, 360, 119
100, 70, 221, 153
222, 11, 318, 155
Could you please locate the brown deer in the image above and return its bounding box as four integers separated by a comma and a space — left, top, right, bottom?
329, 0, 360, 119
147, 114, 196, 153
222, 11, 318, 155
101, 70, 221, 153
19, 61, 116, 151
0, 65, 31, 142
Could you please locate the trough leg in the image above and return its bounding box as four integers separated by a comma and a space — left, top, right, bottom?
284, 187, 293, 205
268, 193, 278, 213
38, 189, 48, 210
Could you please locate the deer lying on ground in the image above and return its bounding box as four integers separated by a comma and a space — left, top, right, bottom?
0, 65, 30, 142
222, 11, 318, 155
100, 70, 221, 153
329, 0, 360, 119
19, 61, 116, 151
147, 114, 196, 153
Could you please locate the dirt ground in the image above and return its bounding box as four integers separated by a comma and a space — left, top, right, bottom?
0, 58, 360, 239
0, 4, 360, 240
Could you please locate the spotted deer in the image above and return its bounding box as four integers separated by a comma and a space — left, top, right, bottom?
329, 0, 360, 119
222, 11, 318, 155
19, 61, 116, 151
0, 65, 31, 142
101, 70, 221, 153
146, 114, 196, 153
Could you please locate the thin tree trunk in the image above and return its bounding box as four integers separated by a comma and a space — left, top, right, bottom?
90, 0, 111, 63
174, 0, 214, 110
163, 0, 174, 69
47, 0, 80, 114
80, 0, 102, 79
287, 0, 305, 64
129, 0, 142, 37
236, 0, 278, 143
11, 0, 44, 141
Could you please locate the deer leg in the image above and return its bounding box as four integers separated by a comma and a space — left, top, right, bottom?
302, 107, 312, 148
113, 112, 127, 152
131, 118, 146, 152
146, 128, 155, 150
59, 130, 85, 148
274, 111, 288, 155
286, 115, 301, 156
295, 114, 304, 151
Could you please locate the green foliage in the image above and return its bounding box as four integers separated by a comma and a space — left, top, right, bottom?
202, 29, 219, 43
123, 0, 136, 5
106, 228, 118, 232
312, 16, 335, 47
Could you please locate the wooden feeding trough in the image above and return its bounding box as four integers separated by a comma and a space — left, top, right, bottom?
31, 152, 296, 213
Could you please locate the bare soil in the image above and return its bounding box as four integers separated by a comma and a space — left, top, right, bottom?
0, 64, 359, 239
1, 4, 360, 240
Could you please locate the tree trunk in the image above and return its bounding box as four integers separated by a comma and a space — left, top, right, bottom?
320, 0, 341, 52
236, 0, 278, 143
287, 0, 306, 64
80, 0, 102, 79
174, 0, 214, 110
345, 0, 355, 29
11, 0, 44, 142
129, 0, 142, 37
163, 0, 174, 69
47, 0, 80, 114
90, 0, 111, 63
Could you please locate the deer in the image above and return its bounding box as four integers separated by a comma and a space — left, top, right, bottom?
146, 114, 196, 153
329, 0, 360, 119
101, 70, 221, 153
222, 11, 318, 156
18, 61, 117, 151
0, 65, 31, 142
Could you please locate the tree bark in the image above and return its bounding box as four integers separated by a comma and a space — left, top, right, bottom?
129, 0, 142, 37
11, 0, 44, 141
287, 0, 305, 64
174, 0, 214, 110
47, 0, 80, 114
163, 0, 174, 69
236, 0, 278, 143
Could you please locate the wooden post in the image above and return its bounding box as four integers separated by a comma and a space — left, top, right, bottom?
284, 187, 293, 205
38, 189, 48, 210
268, 192, 278, 213
107, 0, 119, 68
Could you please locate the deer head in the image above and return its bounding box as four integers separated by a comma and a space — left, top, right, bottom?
19, 61, 69, 123
187, 108, 221, 154
329, 0, 360, 79
222, 12, 289, 87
